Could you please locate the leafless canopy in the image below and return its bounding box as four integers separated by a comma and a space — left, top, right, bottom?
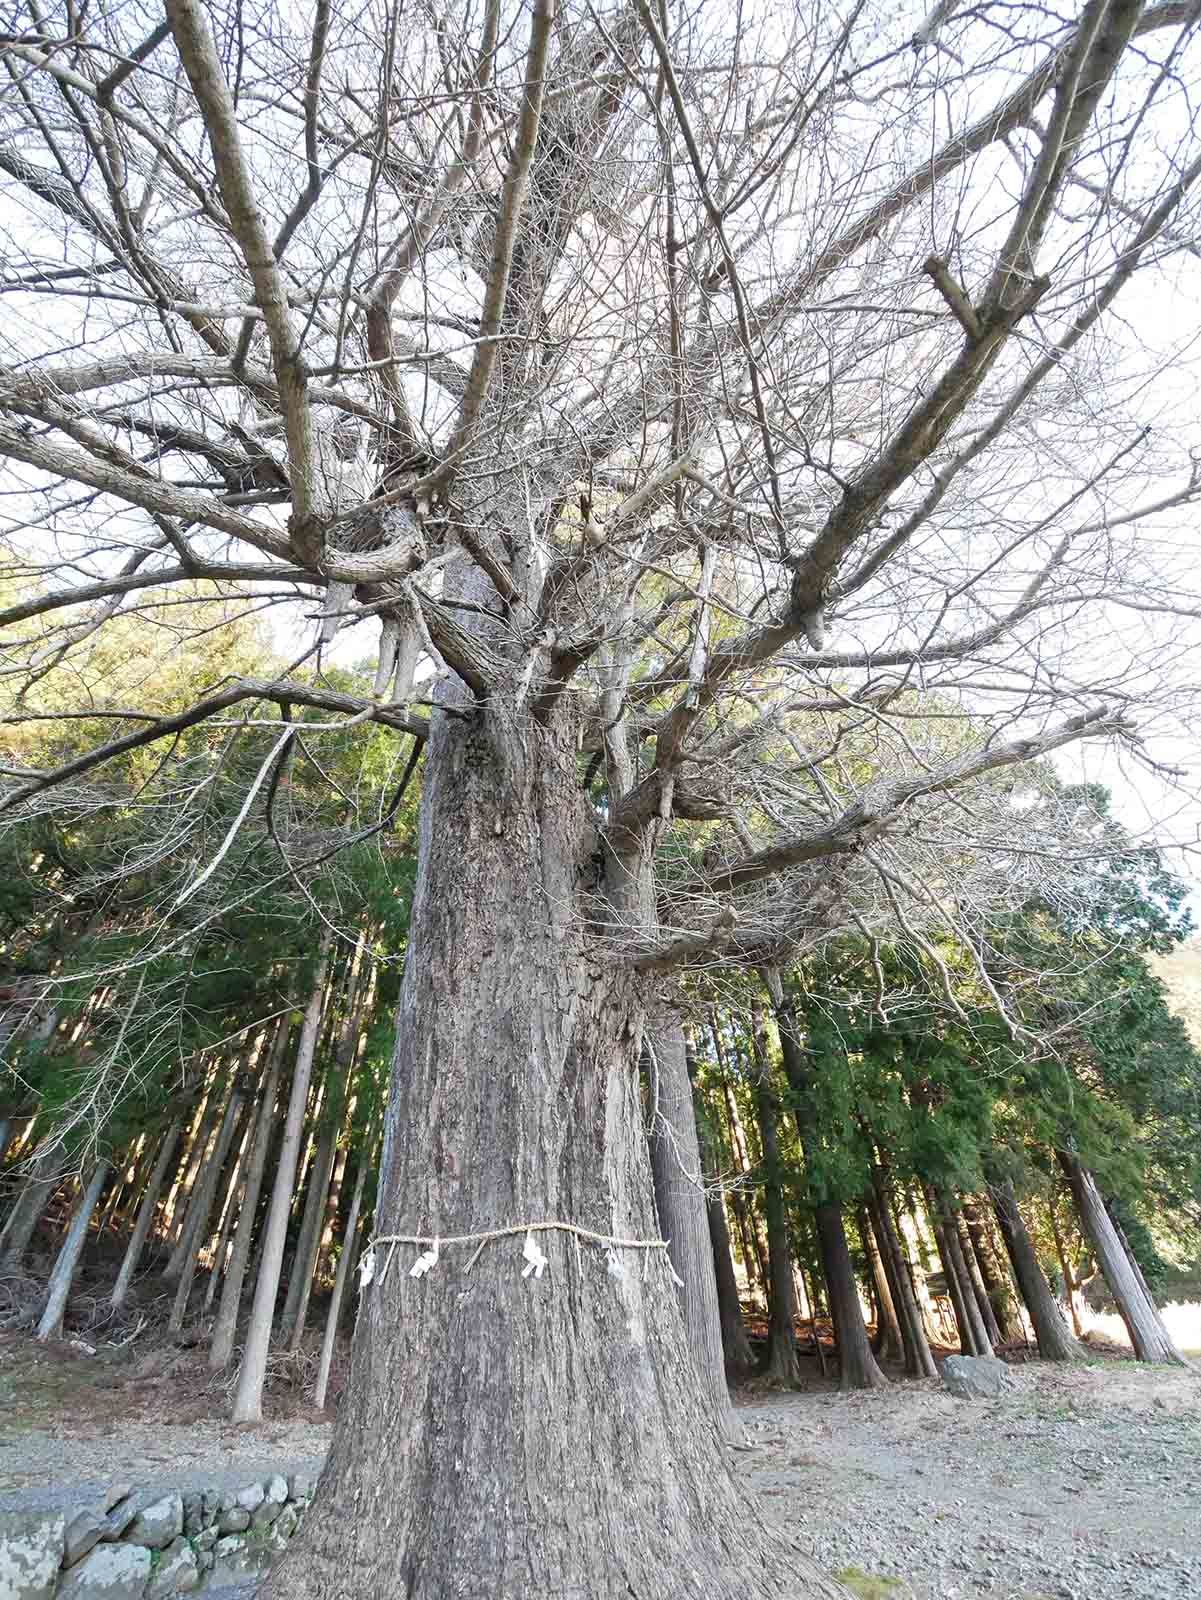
3, 0, 1201, 976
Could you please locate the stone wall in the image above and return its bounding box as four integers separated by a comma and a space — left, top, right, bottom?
0, 1469, 317, 1599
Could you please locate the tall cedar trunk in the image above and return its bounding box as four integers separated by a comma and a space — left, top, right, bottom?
692, 1056, 755, 1375
1057, 1153, 1187, 1366
647, 1018, 739, 1433
265, 706, 847, 1600
860, 1205, 903, 1363
285, 946, 367, 1351
929, 1187, 991, 1355
209, 1022, 288, 1371
956, 1209, 1003, 1348
168, 1086, 248, 1334
110, 1120, 183, 1312
765, 972, 887, 1390
0, 1139, 68, 1268
813, 1202, 889, 1390
710, 1015, 769, 1299
962, 1197, 1023, 1342
989, 1179, 1083, 1361
36, 1161, 110, 1341
163, 1075, 224, 1257
1047, 1196, 1087, 1337
313, 1145, 369, 1412
867, 1179, 936, 1378
286, 1097, 347, 1352
749, 1002, 802, 1386
230, 929, 333, 1420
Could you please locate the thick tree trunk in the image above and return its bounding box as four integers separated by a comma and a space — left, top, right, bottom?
867, 1178, 936, 1378
209, 1022, 287, 1371
962, 1197, 1023, 1342
230, 929, 333, 1420
814, 1201, 889, 1390
860, 1205, 903, 1364
36, 1161, 109, 1341
265, 710, 846, 1600
110, 1120, 182, 1312
1057, 1153, 1187, 1366
989, 1179, 1083, 1362
647, 1018, 739, 1432
748, 1004, 803, 1387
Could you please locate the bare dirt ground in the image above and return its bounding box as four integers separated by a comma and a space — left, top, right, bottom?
2, 1333, 1199, 1599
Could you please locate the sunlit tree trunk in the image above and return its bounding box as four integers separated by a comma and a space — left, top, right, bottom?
648, 1018, 739, 1431
266, 702, 846, 1600
110, 1120, 183, 1313
209, 1018, 289, 1372
989, 1178, 1083, 1362
36, 1161, 109, 1341
1058, 1153, 1187, 1366
231, 928, 334, 1419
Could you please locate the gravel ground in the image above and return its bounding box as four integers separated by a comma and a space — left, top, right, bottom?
3, 1335, 1199, 1598
740, 1360, 1201, 1599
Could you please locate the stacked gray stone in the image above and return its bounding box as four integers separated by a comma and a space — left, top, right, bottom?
0, 1471, 317, 1600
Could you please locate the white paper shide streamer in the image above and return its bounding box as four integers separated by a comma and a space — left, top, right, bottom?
521, 1231, 548, 1279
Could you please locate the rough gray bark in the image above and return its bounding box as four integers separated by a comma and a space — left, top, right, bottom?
36, 1160, 110, 1341
1058, 1153, 1187, 1367
110, 1120, 182, 1312
209, 1020, 288, 1372
990, 1178, 1083, 1362
647, 1018, 739, 1433
264, 704, 847, 1600
231, 928, 333, 1419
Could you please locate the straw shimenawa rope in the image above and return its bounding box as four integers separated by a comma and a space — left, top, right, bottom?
362, 1220, 673, 1283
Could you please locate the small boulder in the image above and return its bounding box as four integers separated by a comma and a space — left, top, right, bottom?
942, 1354, 1015, 1400
287, 1470, 316, 1501
99, 1496, 138, 1543
217, 1508, 251, 1535
264, 1474, 289, 1506
57, 1542, 152, 1600
180, 1493, 203, 1538
234, 1482, 264, 1514
126, 1494, 183, 1550
145, 1536, 200, 1599
252, 1499, 283, 1532
209, 1534, 266, 1587
0, 1506, 66, 1600
63, 1510, 106, 1568
193, 1527, 218, 1554
268, 1503, 299, 1552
